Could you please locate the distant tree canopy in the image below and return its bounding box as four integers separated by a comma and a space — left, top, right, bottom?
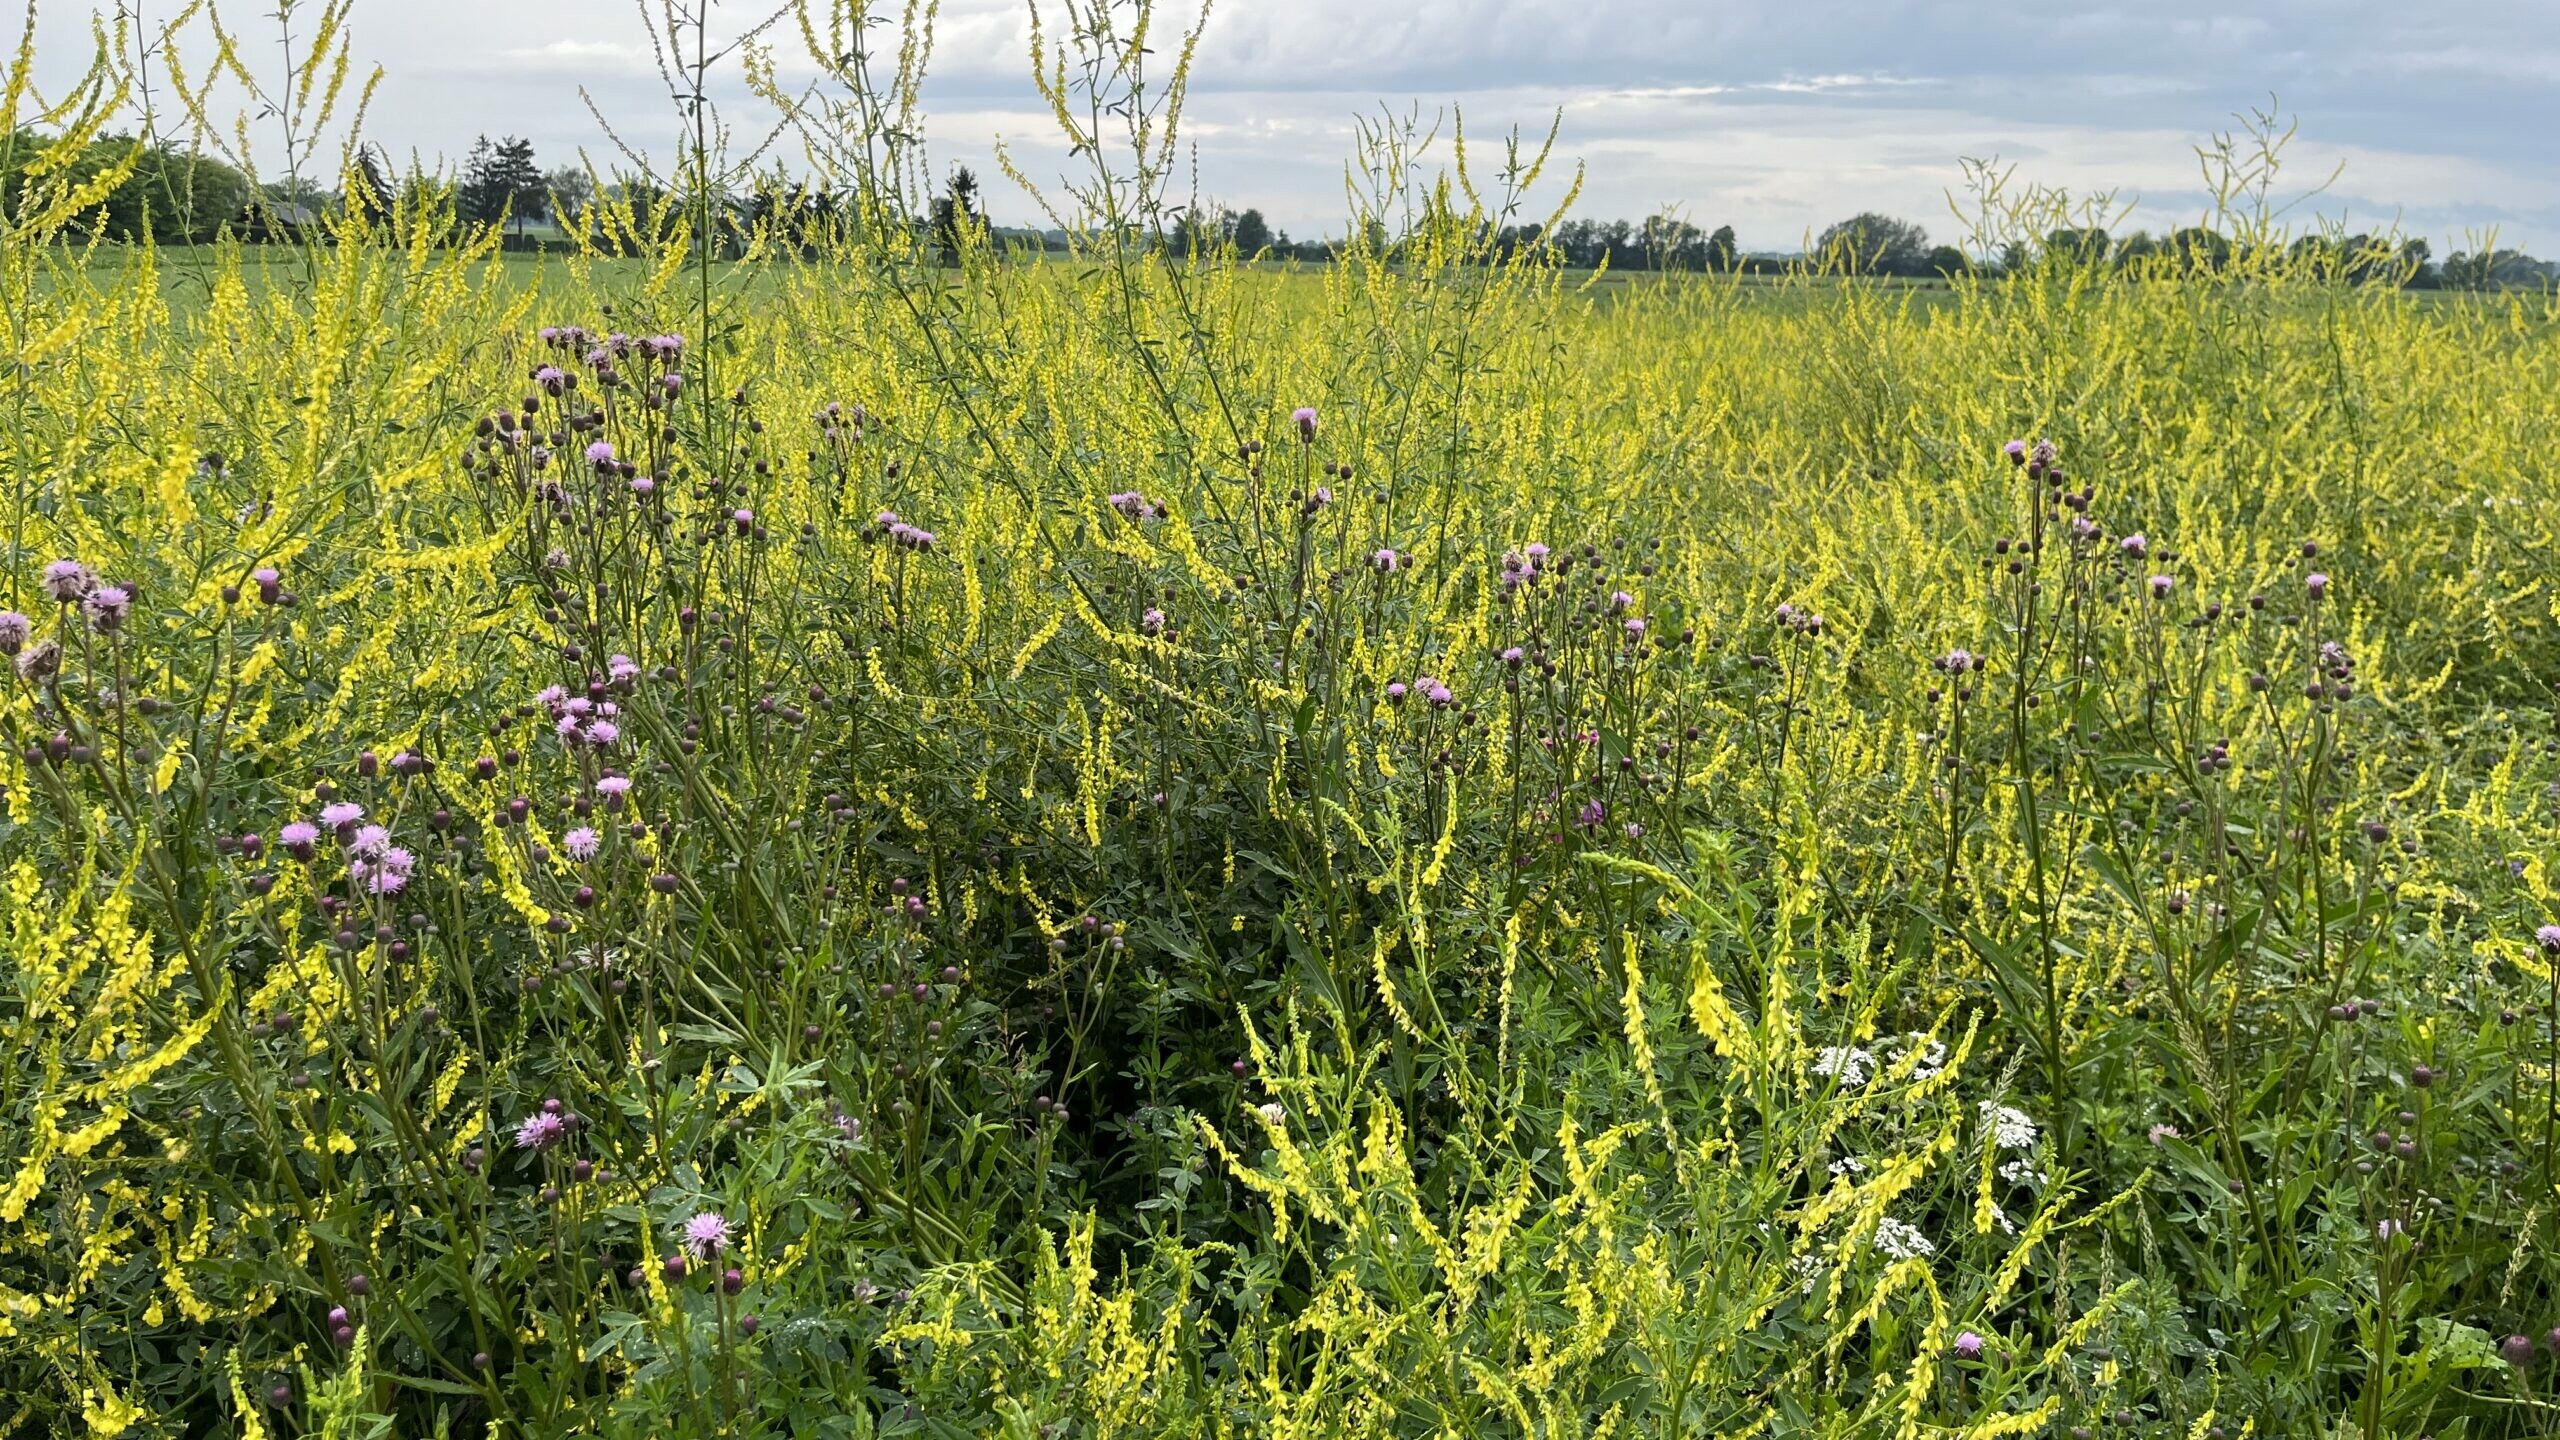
1, 130, 252, 243
1814, 213, 1933, 276
459, 136, 544, 232
5, 121, 2551, 287
931, 165, 981, 262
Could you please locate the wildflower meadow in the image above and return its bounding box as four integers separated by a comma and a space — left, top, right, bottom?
3, 2, 2560, 1436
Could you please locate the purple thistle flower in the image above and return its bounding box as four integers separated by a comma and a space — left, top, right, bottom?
2119, 533, 2148, 559
563, 827, 601, 862
82, 584, 132, 631
2537, 924, 2560, 955
584, 720, 619, 748
2148, 574, 2173, 599
349, 824, 392, 858
585, 441, 616, 467
1577, 799, 1606, 829
320, 802, 364, 829
1501, 646, 1524, 667
1954, 1330, 1984, 1359
1371, 548, 1400, 574
2305, 572, 2329, 599
1385, 682, 1408, 703
356, 848, 414, 895
1141, 607, 1165, 635
13, 638, 56, 681
1292, 406, 1318, 442
1624, 617, 1647, 639
2002, 439, 2027, 463
0, 611, 29, 655
280, 821, 319, 859
514, 1112, 567, 1149
596, 776, 632, 798
683, 1210, 730, 1259
1610, 591, 1634, 612
41, 559, 95, 602
609, 654, 640, 683
1524, 543, 1549, 563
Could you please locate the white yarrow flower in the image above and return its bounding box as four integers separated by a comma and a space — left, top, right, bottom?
1872, 1216, 1935, 1261
1813, 1046, 1875, 1088
1981, 1102, 2038, 1150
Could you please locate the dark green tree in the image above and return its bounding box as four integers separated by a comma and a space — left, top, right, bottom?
459, 136, 543, 234
1228, 207, 1272, 257
1814, 213, 1929, 275
931, 164, 981, 264
1706, 223, 1737, 271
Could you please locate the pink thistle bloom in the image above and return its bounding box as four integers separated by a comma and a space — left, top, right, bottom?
514, 1112, 568, 1150
350, 824, 392, 858
1624, 617, 1647, 638
41, 559, 95, 601
2538, 924, 2560, 954
2003, 439, 2027, 461
1523, 543, 1549, 563
280, 821, 319, 858
0, 611, 27, 655
1141, 608, 1165, 635
584, 720, 619, 748
608, 654, 640, 683
2148, 574, 2174, 599
353, 847, 414, 895
1385, 682, 1408, 703
1954, 1330, 1984, 1359
1610, 591, 1634, 612
585, 442, 616, 467
535, 685, 566, 709
1292, 406, 1318, 442
81, 585, 130, 630
1577, 799, 1606, 828
1371, 548, 1400, 574
563, 827, 601, 862
2119, 533, 2148, 558
555, 714, 584, 741
595, 776, 632, 798
320, 802, 364, 829
2306, 572, 2329, 599
682, 1210, 730, 1259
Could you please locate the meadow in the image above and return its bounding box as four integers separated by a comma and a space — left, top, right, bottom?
6, 5, 2560, 1438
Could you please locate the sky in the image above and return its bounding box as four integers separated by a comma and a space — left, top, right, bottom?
15, 0, 2558, 255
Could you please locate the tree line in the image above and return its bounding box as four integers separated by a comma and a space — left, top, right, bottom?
9, 129, 2554, 291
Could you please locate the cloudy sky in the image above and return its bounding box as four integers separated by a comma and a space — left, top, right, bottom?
18, 0, 2558, 253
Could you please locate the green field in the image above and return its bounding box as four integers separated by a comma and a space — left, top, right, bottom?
7, 13, 2560, 1440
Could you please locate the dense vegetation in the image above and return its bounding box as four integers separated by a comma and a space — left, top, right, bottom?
4, 4, 2559, 1437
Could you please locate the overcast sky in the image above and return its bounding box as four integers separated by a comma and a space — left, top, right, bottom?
17, 0, 2557, 253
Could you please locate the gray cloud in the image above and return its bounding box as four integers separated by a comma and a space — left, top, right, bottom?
14, 0, 2553, 252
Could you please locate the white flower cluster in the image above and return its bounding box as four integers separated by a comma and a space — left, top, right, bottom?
1981, 1102, 2039, 1150
1872, 1216, 1936, 1261
1789, 1253, 1827, 1295
1813, 1046, 1876, 1087
1897, 1034, 1949, 1081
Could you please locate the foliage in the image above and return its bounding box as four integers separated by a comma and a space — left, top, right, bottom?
2, 3, 2559, 1438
